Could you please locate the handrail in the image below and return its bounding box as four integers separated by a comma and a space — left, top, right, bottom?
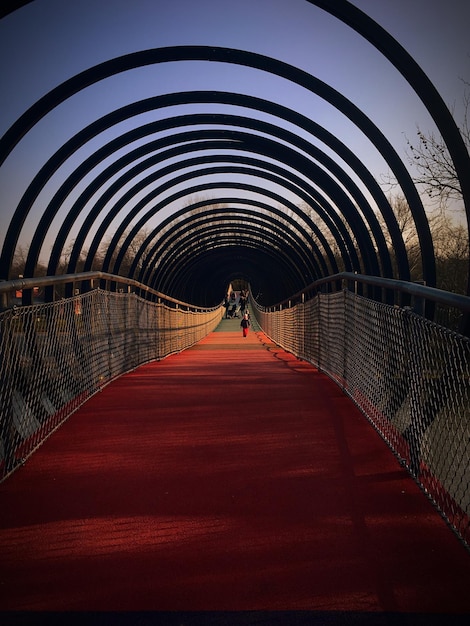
0, 271, 220, 311
3, 269, 469, 314
269, 272, 470, 313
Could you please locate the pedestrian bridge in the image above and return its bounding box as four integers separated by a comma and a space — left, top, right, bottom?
1, 272, 470, 621
1, 0, 470, 621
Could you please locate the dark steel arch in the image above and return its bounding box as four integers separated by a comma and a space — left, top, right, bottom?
159, 236, 304, 305
146, 211, 320, 299
0, 1, 33, 19
138, 163, 339, 276
171, 244, 290, 306
53, 132, 356, 283
82, 148, 357, 284
23, 125, 369, 287
136, 203, 328, 288
116, 180, 360, 286
26, 114, 388, 285
0, 46, 437, 290
101, 122, 388, 278
34, 90, 409, 283
154, 225, 310, 300
104, 165, 359, 281
311, 0, 470, 257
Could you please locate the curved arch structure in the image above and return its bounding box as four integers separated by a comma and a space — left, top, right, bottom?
1, 1, 468, 310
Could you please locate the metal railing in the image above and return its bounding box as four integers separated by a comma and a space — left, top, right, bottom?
252, 273, 470, 548
0, 272, 224, 481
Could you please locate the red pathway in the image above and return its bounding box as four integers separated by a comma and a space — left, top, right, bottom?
1, 319, 470, 624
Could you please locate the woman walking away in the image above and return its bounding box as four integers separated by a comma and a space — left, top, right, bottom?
241, 312, 250, 337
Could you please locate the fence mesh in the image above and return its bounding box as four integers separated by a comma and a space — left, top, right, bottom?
253, 290, 470, 548
0, 289, 223, 480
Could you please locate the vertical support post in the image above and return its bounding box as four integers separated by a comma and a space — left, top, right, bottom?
403, 307, 422, 476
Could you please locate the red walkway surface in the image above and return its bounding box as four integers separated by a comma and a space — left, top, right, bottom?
1, 320, 470, 625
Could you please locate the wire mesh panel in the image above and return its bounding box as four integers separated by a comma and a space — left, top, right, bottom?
0, 289, 223, 480
253, 290, 470, 548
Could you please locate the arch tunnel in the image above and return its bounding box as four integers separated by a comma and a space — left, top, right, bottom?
1, 1, 469, 310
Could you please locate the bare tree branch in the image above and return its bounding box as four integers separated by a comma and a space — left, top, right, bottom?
405, 79, 469, 210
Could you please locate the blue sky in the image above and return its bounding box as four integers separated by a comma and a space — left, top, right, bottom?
0, 0, 469, 261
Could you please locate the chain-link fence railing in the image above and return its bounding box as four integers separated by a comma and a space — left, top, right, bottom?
253, 285, 470, 548
0, 288, 223, 481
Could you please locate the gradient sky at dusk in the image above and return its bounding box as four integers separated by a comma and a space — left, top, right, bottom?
1, 0, 469, 260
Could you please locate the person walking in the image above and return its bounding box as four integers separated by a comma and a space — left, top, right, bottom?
239, 291, 246, 316
240, 312, 250, 337
224, 293, 230, 318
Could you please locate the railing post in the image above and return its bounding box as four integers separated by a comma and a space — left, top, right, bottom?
343, 287, 349, 388
317, 291, 322, 371
402, 306, 422, 476
0, 284, 8, 310
413, 280, 426, 318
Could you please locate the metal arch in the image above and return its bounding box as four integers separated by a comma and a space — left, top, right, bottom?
140, 217, 320, 307
92, 134, 378, 274
55, 131, 354, 282
3, 97, 402, 292
146, 211, 321, 296
154, 226, 311, 300
141, 208, 322, 281
121, 180, 360, 287
152, 223, 319, 292
0, 47, 435, 288
311, 0, 470, 273
41, 90, 409, 283
110, 175, 341, 283
133, 201, 327, 300
146, 163, 339, 276
202, 114, 393, 276
53, 139, 233, 275
82, 148, 355, 282
36, 114, 388, 284
159, 236, 305, 305
193, 250, 289, 305
85, 161, 337, 283
24, 124, 369, 286
103, 113, 394, 281
169, 245, 291, 306
0, 1, 33, 19
250, 117, 392, 276
136, 203, 326, 288
75, 140, 359, 283
68, 140, 240, 274
141, 201, 326, 294
23, 133, 233, 280
235, 132, 381, 276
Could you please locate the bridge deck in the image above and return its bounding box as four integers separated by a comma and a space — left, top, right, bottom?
1, 318, 470, 623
